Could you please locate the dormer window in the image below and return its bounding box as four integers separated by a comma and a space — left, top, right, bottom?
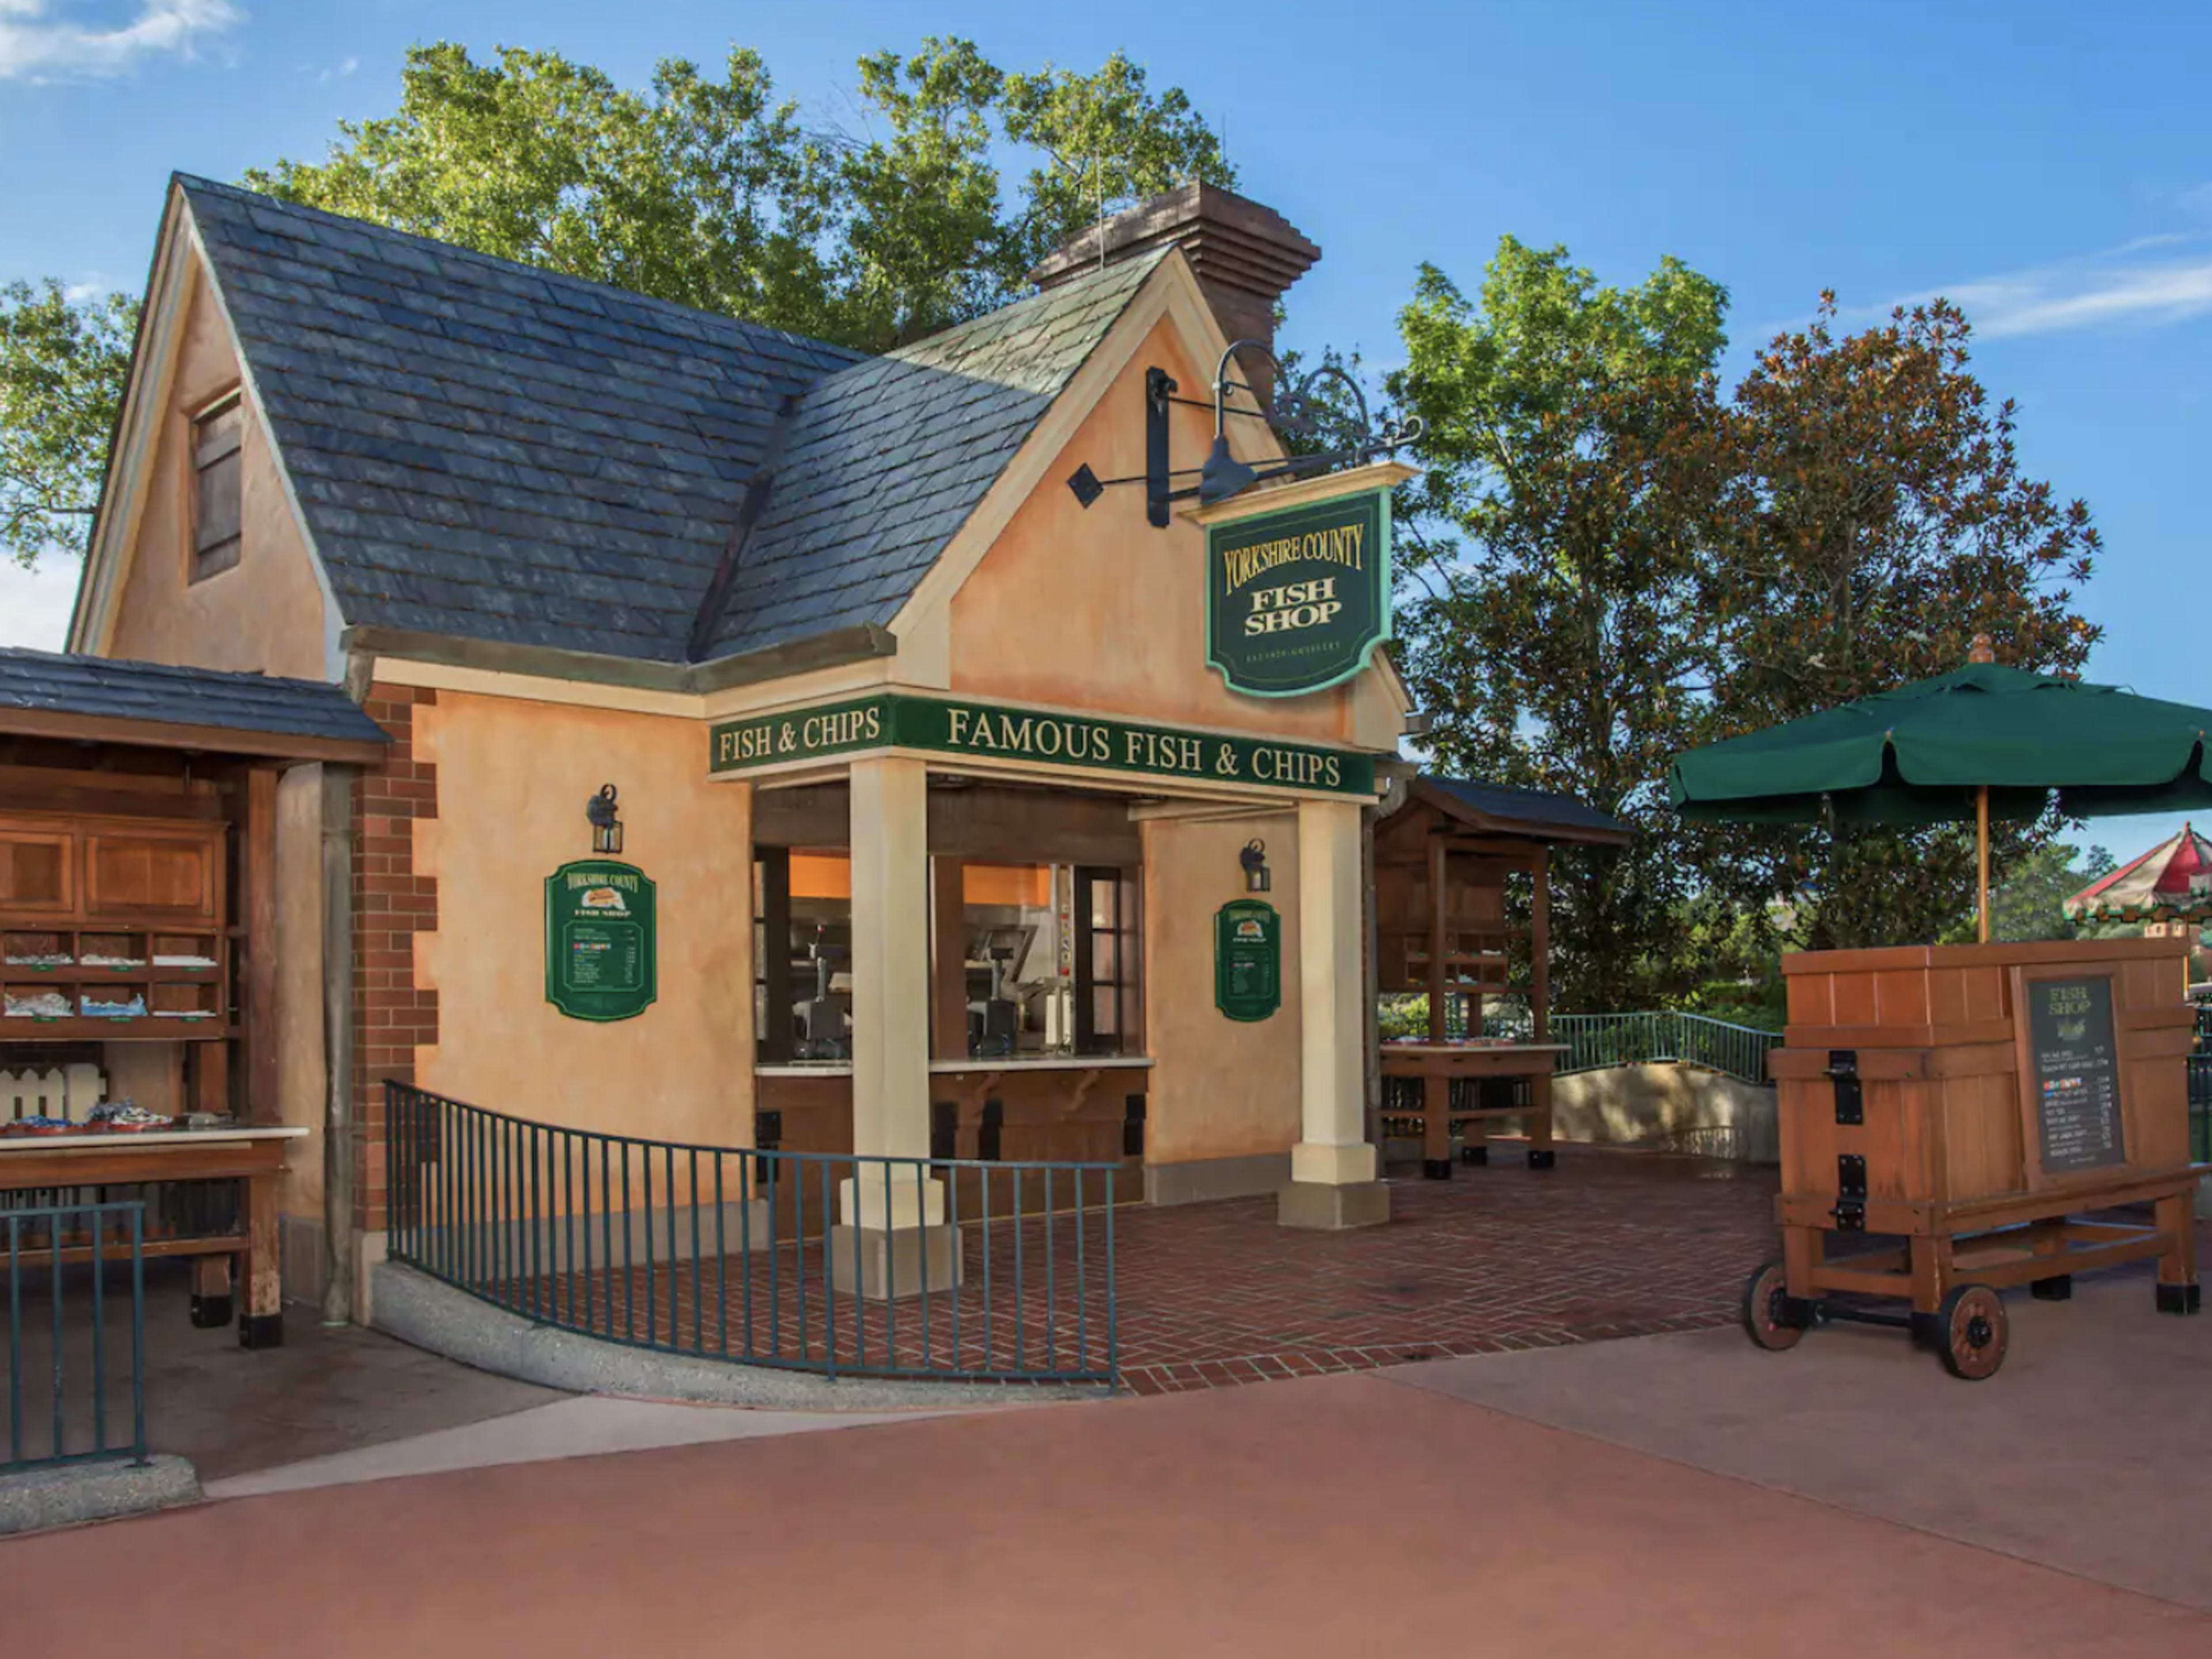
189, 392, 243, 581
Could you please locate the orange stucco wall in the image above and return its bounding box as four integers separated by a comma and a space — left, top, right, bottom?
948, 319, 1355, 744
1142, 811, 1304, 1163
105, 259, 329, 681
410, 692, 757, 1146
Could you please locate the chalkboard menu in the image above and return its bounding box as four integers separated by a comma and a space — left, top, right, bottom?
545, 859, 658, 1022
2024, 974, 2126, 1176
1214, 899, 1281, 1023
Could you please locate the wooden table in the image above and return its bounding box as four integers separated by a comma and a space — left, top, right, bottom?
0, 1126, 305, 1347
1380, 1043, 1566, 1177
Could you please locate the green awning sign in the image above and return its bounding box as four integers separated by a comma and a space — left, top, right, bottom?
545, 859, 657, 1022
1214, 899, 1282, 1022
1206, 488, 1391, 698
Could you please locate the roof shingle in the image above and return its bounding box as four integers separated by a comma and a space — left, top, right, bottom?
0, 647, 389, 749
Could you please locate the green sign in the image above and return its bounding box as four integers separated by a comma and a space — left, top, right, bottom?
1206, 488, 1391, 698
709, 693, 1376, 797
1214, 899, 1282, 1022
544, 859, 657, 1022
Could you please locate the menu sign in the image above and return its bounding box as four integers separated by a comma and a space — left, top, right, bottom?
2024, 974, 2126, 1176
545, 859, 658, 1022
1214, 899, 1281, 1023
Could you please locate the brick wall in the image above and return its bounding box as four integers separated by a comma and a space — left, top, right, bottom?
352, 683, 438, 1232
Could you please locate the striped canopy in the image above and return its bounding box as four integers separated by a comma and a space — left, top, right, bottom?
2063, 824, 2212, 924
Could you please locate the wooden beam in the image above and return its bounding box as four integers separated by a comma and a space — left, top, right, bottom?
244, 764, 280, 1127
1427, 836, 1448, 1043
931, 856, 969, 1060
319, 763, 355, 1323
1531, 845, 1551, 1044
0, 707, 387, 766
757, 847, 794, 1063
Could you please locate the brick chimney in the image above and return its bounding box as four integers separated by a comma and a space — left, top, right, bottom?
1029, 181, 1320, 409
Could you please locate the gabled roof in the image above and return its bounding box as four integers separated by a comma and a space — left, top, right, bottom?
0, 646, 389, 762
170, 177, 1164, 670
1405, 776, 1632, 845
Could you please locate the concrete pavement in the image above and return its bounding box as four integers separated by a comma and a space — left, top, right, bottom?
6, 1357, 2207, 1657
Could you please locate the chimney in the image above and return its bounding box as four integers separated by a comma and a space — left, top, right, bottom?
1029, 181, 1320, 410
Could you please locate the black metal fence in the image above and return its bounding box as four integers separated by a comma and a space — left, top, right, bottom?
2190, 1054, 2212, 1164
383, 1084, 1119, 1385
3, 1200, 149, 1474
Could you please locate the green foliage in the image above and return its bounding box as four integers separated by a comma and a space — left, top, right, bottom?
1934, 841, 2115, 944
1388, 238, 1736, 1009
5, 37, 1233, 567
1, 278, 137, 567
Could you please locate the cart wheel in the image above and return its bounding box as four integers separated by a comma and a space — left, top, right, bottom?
1935, 1283, 2008, 1381
1527, 1148, 1557, 1171
1742, 1260, 1808, 1351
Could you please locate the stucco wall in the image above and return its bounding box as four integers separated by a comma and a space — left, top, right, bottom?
1142, 811, 1303, 1164
104, 259, 329, 680
410, 692, 757, 1146
948, 319, 1356, 744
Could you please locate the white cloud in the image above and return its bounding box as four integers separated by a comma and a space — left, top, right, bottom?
0, 1, 244, 84
315, 52, 356, 84
0, 557, 84, 652
1859, 234, 2212, 341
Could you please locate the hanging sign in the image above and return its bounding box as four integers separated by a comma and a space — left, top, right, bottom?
2021, 974, 2126, 1176
545, 859, 657, 1022
708, 693, 1376, 797
1214, 899, 1282, 1022
1205, 487, 1391, 698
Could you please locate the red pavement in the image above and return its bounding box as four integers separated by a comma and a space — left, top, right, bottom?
7, 1368, 2203, 1657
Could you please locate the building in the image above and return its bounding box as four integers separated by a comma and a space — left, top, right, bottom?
37, 174, 1442, 1316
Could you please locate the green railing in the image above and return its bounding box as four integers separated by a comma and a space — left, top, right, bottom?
1550, 1012, 1779, 1086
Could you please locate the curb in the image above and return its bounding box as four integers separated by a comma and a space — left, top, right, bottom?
0, 1454, 200, 1537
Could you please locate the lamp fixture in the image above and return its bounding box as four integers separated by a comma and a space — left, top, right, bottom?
586, 783, 623, 855
1239, 838, 1271, 895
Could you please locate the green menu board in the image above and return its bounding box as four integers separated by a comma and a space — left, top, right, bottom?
1214, 899, 1282, 1023
545, 859, 657, 1022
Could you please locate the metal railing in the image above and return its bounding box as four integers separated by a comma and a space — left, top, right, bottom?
384, 1084, 1119, 1386
2190, 1054, 2212, 1165
1551, 1012, 1779, 1085
4, 1200, 149, 1474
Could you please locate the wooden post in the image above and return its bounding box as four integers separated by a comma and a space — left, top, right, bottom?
244, 764, 280, 1126
1976, 784, 1991, 945
931, 856, 968, 1060
1424, 835, 1451, 1177
1529, 847, 1554, 1164
240, 1170, 284, 1347
320, 764, 355, 1324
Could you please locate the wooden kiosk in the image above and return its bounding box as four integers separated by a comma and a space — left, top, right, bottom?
0, 651, 385, 1343
1373, 777, 1628, 1176
1747, 937, 2201, 1378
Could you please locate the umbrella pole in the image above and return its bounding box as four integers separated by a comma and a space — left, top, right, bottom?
1977, 784, 1991, 944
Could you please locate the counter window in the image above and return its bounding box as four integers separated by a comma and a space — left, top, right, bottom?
755, 848, 853, 1062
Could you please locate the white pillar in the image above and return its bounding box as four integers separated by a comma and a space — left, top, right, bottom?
841, 757, 946, 1261
1282, 797, 1388, 1228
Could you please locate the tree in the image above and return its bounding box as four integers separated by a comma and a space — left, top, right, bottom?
1388, 238, 1736, 1007
1707, 296, 2102, 950
2, 37, 1233, 567
1, 278, 137, 567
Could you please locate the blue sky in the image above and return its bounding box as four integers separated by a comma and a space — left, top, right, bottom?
2, 1, 2206, 860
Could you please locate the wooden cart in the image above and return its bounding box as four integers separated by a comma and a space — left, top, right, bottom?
1744, 938, 2202, 1378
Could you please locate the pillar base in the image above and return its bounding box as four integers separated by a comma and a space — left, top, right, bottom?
828, 1223, 964, 1301
1278, 1180, 1391, 1231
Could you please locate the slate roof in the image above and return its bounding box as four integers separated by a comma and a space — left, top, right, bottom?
176, 177, 1163, 668
0, 647, 389, 749
1416, 776, 1631, 842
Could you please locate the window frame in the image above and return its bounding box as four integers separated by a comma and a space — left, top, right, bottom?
1073, 865, 1141, 1056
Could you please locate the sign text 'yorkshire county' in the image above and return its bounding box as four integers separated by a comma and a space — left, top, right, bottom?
1206, 488, 1392, 698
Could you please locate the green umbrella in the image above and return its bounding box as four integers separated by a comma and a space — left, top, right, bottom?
1668, 639, 2212, 941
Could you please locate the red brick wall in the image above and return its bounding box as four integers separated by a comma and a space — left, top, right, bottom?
353, 683, 439, 1232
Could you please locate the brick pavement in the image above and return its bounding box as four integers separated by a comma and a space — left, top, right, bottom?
475, 1145, 1778, 1393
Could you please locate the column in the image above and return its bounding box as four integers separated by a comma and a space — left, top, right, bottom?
1280, 797, 1391, 1229
837, 757, 959, 1294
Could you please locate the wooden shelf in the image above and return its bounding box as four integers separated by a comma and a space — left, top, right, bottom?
0, 1018, 236, 1043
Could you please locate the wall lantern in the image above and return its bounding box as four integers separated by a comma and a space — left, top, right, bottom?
1239, 838, 1271, 895
586, 783, 623, 855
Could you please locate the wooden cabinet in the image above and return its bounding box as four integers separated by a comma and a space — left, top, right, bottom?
0, 812, 231, 1045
